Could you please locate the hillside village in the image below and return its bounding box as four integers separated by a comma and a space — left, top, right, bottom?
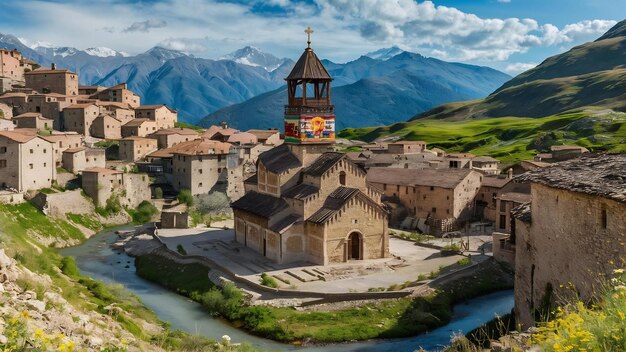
0, 20, 625, 352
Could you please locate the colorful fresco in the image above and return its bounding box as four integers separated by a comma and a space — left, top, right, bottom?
284, 114, 335, 143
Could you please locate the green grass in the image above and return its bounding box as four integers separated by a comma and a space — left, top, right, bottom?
0, 203, 85, 243
339, 110, 626, 164
175, 121, 205, 132
66, 213, 103, 231
259, 273, 278, 288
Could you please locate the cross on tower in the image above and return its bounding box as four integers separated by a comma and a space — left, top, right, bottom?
305, 26, 314, 48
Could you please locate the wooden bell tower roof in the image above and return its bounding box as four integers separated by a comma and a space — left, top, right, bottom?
286, 47, 332, 81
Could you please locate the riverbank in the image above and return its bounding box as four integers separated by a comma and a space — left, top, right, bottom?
0, 202, 257, 351
133, 239, 514, 344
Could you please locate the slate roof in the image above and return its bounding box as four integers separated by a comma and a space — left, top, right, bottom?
286, 48, 332, 80
258, 144, 301, 174
303, 152, 346, 176
269, 214, 300, 233
244, 173, 258, 184
282, 183, 319, 200
516, 153, 626, 203
498, 192, 531, 203
307, 187, 360, 223
481, 176, 511, 188
231, 191, 289, 219
367, 168, 474, 189
511, 203, 532, 224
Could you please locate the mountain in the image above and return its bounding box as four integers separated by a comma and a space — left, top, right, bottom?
219, 46, 288, 72
338, 20, 626, 162
198, 52, 511, 130
365, 46, 405, 61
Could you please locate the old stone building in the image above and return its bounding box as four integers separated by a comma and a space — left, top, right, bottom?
0, 131, 55, 191
81, 167, 150, 207
90, 83, 140, 108
246, 129, 281, 146
134, 105, 177, 129
91, 114, 122, 139
25, 65, 78, 96
232, 37, 388, 265
119, 136, 158, 161
63, 103, 99, 135
121, 119, 158, 137
40, 132, 83, 166
148, 127, 200, 149
170, 139, 232, 195
513, 154, 626, 328
367, 167, 482, 234
12, 112, 53, 130
0, 49, 25, 83
62, 147, 106, 174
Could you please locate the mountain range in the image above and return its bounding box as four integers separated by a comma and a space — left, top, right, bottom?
0, 33, 510, 126
339, 20, 626, 163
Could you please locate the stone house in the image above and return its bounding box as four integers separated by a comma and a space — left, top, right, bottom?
170, 138, 232, 195
513, 154, 626, 329
78, 86, 105, 95
0, 49, 24, 82
134, 105, 177, 129
203, 124, 239, 142
387, 141, 427, 154
40, 132, 83, 167
147, 127, 200, 149
246, 129, 282, 146
26, 94, 74, 130
96, 102, 135, 125
118, 136, 158, 161
121, 119, 158, 138
534, 145, 589, 163
81, 167, 151, 208
62, 147, 106, 174
0, 118, 14, 131
0, 131, 55, 192
471, 156, 500, 175
91, 114, 122, 139
12, 112, 53, 130
63, 103, 99, 135
495, 191, 531, 233
476, 175, 512, 222
90, 83, 140, 108
25, 65, 78, 96
160, 203, 190, 229
367, 168, 483, 234
227, 132, 258, 145
0, 93, 28, 115
232, 42, 388, 265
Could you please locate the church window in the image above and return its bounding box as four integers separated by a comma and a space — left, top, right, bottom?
339, 171, 346, 185
601, 208, 608, 229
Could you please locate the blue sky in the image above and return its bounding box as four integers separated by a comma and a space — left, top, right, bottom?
0, 0, 623, 74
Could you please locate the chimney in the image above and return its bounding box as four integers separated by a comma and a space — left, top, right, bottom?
507, 168, 513, 179
221, 121, 228, 129
51, 63, 56, 70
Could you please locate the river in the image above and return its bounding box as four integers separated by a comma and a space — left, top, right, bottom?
60, 227, 514, 352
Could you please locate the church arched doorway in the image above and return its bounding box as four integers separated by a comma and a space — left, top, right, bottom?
346, 232, 362, 261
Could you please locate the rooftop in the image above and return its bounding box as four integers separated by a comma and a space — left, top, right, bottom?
150, 127, 199, 136
82, 167, 122, 175
170, 138, 231, 155
258, 144, 301, 174
367, 168, 474, 189
481, 176, 511, 188
498, 192, 531, 203
0, 131, 37, 143
246, 129, 279, 140
286, 47, 332, 81
123, 118, 153, 127
231, 191, 289, 219
282, 183, 319, 200
516, 153, 626, 203
511, 203, 532, 224
136, 105, 176, 113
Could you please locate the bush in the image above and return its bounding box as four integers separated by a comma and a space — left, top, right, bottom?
176, 244, 187, 255
131, 201, 158, 224
260, 273, 279, 288
194, 192, 230, 213
178, 189, 193, 206
60, 256, 80, 277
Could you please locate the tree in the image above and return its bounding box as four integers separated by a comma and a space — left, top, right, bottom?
178, 189, 193, 206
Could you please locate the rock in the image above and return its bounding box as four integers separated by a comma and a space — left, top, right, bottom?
0, 283, 3, 292
26, 299, 46, 312
22, 290, 37, 300
0, 249, 12, 269
0, 335, 7, 344
44, 292, 66, 306
86, 336, 103, 347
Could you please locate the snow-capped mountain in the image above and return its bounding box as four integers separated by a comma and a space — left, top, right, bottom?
84, 47, 129, 57
219, 46, 288, 72
19, 37, 129, 58
365, 46, 405, 61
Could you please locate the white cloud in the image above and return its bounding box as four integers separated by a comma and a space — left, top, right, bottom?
157, 38, 206, 54
505, 62, 538, 74
123, 19, 167, 33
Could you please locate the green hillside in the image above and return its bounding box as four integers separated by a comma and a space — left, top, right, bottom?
339, 20, 626, 162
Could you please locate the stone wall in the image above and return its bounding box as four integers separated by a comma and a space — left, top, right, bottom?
25, 71, 78, 96
32, 189, 94, 217
515, 184, 626, 329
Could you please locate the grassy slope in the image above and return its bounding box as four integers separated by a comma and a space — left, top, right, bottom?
339, 111, 626, 164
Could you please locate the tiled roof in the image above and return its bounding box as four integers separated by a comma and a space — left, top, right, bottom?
136, 105, 176, 113
473, 156, 499, 162
204, 125, 239, 138
286, 48, 332, 80
170, 138, 231, 155
367, 168, 474, 189
231, 191, 289, 218
258, 144, 301, 174
481, 176, 511, 188
227, 132, 258, 144
303, 152, 345, 176
269, 214, 300, 233
246, 129, 279, 140
516, 153, 626, 203
308, 187, 360, 223
66, 103, 97, 109
0, 131, 37, 143
511, 203, 532, 224
282, 183, 319, 200
123, 118, 153, 127
149, 127, 198, 136
498, 192, 531, 203
63, 147, 86, 153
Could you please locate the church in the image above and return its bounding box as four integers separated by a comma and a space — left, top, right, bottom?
232, 29, 389, 265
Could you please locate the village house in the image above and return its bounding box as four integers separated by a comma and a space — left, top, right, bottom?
25, 93, 74, 130
147, 127, 200, 149
96, 101, 135, 124
170, 138, 232, 195
63, 103, 99, 136
90, 83, 140, 108
0, 49, 25, 84
246, 129, 282, 146
471, 156, 500, 175
367, 168, 482, 234
81, 167, 150, 208
387, 141, 427, 154
62, 147, 106, 174
511, 154, 626, 329
495, 190, 531, 233
0, 92, 27, 115
0, 118, 14, 131
134, 105, 177, 129
78, 86, 105, 96
121, 118, 158, 137
39, 132, 83, 167
118, 136, 158, 162
203, 124, 239, 142
534, 145, 589, 163
24, 64, 78, 96
0, 131, 55, 192
11, 112, 53, 130
91, 114, 122, 139
232, 40, 388, 265
475, 175, 511, 222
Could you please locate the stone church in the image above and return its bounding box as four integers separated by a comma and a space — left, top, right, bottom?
232, 34, 389, 265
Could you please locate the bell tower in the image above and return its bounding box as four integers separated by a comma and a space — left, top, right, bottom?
284, 27, 335, 145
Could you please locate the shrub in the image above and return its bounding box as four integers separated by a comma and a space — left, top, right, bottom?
60, 256, 80, 277
178, 189, 193, 206
457, 257, 472, 266
194, 192, 230, 213
131, 201, 158, 224
154, 187, 163, 199
260, 273, 279, 288
176, 244, 187, 255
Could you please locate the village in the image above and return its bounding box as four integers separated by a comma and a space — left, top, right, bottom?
1, 32, 625, 349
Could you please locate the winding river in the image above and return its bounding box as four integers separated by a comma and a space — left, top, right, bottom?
60, 227, 514, 352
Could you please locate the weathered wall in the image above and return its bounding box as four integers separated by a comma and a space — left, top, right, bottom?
32, 189, 94, 217
25, 71, 78, 96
